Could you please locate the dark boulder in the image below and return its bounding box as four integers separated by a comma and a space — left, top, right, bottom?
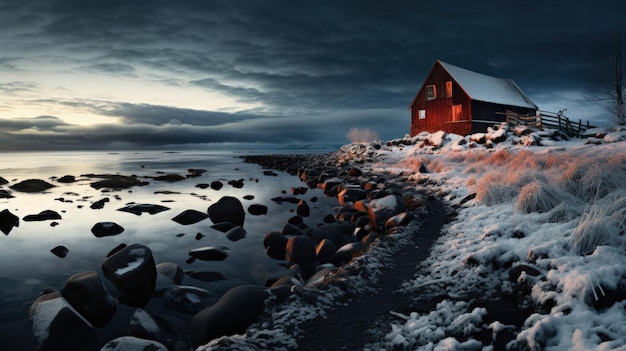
171, 209, 209, 225
89, 175, 144, 190
99, 336, 167, 351
156, 262, 184, 285
57, 175, 76, 183
189, 285, 271, 347
285, 235, 316, 279
208, 196, 245, 227
368, 194, 407, 228
297, 199, 310, 217
311, 222, 354, 247
23, 210, 62, 222
29, 291, 98, 351
101, 244, 157, 307
118, 203, 170, 215
50, 246, 69, 258
61, 271, 116, 327
153, 173, 185, 182
225, 226, 247, 241
0, 176, 7, 185
159, 285, 217, 314
90, 198, 110, 209
332, 242, 363, 265
10, 179, 55, 192
384, 212, 413, 230
263, 231, 288, 260
188, 246, 228, 261
0, 189, 14, 199
315, 239, 338, 264
210, 221, 237, 233
247, 204, 268, 216
91, 222, 125, 237
338, 187, 367, 206
210, 181, 224, 190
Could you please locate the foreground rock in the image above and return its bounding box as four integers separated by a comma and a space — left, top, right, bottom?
91, 222, 125, 237
99, 336, 167, 351
171, 209, 209, 225
61, 271, 117, 327
101, 244, 157, 307
10, 179, 55, 192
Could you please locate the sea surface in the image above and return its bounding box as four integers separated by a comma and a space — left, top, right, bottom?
0, 149, 337, 349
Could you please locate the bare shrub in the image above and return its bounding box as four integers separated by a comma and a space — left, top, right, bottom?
571, 190, 626, 255
346, 128, 379, 143
516, 181, 571, 214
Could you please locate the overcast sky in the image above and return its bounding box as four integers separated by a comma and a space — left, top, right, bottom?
0, 0, 623, 150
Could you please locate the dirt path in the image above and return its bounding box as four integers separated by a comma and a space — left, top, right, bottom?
296, 196, 453, 350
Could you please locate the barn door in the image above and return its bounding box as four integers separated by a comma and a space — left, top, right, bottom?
452, 104, 463, 121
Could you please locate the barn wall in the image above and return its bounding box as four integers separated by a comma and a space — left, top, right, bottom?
410, 62, 472, 136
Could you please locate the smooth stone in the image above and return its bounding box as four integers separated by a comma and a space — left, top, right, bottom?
61, 271, 117, 327
243, 195, 255, 200
57, 175, 76, 183
296, 199, 310, 217
156, 262, 184, 285
338, 187, 367, 206
101, 244, 157, 307
29, 291, 98, 351
316, 239, 338, 264
210, 221, 238, 233
263, 231, 288, 260
332, 242, 364, 265
158, 285, 217, 314
281, 222, 302, 235
270, 196, 300, 204
171, 209, 209, 225
225, 226, 247, 241
118, 203, 170, 215
368, 194, 407, 228
0, 176, 7, 185
99, 336, 167, 351
50, 246, 69, 258
208, 196, 245, 227
189, 285, 271, 347
247, 204, 268, 215
311, 222, 354, 247
285, 235, 316, 279
23, 210, 62, 222
153, 173, 185, 181
210, 181, 224, 190
188, 246, 228, 261
90, 198, 110, 209
0, 209, 19, 235
89, 175, 144, 190
0, 189, 14, 198
91, 222, 125, 237
10, 179, 55, 192
384, 212, 413, 230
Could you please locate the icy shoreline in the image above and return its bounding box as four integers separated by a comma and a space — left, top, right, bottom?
205, 125, 626, 351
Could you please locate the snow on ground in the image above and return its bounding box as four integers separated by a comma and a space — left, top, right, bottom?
200, 124, 626, 350
354, 125, 626, 350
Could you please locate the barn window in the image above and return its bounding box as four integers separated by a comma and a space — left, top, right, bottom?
445, 81, 452, 98
419, 109, 426, 119
425, 85, 436, 100
452, 104, 463, 121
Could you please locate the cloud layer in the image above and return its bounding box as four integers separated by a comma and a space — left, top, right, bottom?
0, 0, 623, 149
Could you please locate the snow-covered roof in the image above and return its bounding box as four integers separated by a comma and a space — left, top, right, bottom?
438, 60, 538, 109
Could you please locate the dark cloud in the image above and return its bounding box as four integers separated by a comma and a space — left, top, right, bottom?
1, 0, 624, 149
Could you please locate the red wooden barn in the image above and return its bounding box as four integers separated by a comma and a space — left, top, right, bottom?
409, 60, 538, 136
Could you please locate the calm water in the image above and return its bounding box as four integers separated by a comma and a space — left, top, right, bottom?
0, 150, 337, 348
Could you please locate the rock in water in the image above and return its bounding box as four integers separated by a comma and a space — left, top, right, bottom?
99, 336, 167, 351
57, 175, 76, 183
91, 222, 125, 237
188, 247, 228, 261
61, 271, 117, 327
0, 209, 19, 235
189, 285, 271, 347
29, 291, 98, 351
247, 204, 268, 215
263, 231, 288, 260
0, 189, 14, 199
10, 179, 55, 192
171, 209, 209, 225
117, 203, 170, 215
159, 285, 216, 314
101, 244, 157, 307
156, 262, 184, 285
225, 226, 247, 241
208, 196, 245, 227
50, 246, 69, 258
297, 199, 310, 217
23, 210, 62, 222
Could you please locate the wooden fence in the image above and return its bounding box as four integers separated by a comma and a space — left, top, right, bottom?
503, 110, 596, 137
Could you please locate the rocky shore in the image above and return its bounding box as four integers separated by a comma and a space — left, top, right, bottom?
5, 148, 438, 351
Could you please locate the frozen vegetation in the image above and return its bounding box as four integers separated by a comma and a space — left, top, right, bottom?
202, 124, 626, 350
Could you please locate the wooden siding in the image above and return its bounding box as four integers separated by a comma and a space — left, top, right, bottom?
410, 62, 472, 135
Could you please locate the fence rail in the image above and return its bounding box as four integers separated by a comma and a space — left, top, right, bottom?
503, 110, 596, 137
